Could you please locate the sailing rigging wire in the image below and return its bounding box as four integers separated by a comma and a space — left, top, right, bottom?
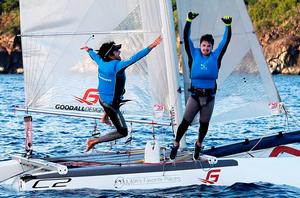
246, 106, 291, 157
23, 0, 93, 108
287, 114, 300, 127
84, 35, 95, 45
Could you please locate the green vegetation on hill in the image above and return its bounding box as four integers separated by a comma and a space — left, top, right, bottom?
0, 0, 19, 34
0, 0, 18, 13
0, 0, 299, 38
245, 0, 300, 39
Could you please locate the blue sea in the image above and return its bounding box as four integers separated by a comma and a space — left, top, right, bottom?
1, 74, 300, 197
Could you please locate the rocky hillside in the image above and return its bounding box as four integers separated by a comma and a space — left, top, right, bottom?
0, 0, 19, 50
246, 0, 300, 74
0, 0, 299, 74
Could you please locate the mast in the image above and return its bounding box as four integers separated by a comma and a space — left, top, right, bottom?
159, 0, 185, 147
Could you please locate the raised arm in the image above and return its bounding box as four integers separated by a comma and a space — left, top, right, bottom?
214, 16, 232, 69
80, 46, 102, 63
117, 35, 162, 72
184, 12, 199, 69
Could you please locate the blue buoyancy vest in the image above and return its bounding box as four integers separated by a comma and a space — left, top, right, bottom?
88, 47, 151, 105
190, 51, 219, 89
184, 24, 231, 89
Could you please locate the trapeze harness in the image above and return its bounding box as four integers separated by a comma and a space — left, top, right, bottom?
88, 48, 151, 138
175, 20, 231, 143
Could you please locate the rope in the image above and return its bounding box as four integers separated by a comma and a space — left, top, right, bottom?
246, 106, 291, 157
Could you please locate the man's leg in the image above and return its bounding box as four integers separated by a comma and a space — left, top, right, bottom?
193, 97, 215, 159
170, 96, 200, 159
86, 104, 127, 152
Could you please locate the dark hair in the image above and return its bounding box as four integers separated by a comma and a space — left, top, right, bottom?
97, 41, 122, 61
97, 41, 115, 60
200, 34, 214, 47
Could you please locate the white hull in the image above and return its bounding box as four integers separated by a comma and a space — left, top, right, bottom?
1, 157, 300, 191
2, 132, 300, 191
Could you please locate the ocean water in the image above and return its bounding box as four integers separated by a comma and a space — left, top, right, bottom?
0, 74, 300, 197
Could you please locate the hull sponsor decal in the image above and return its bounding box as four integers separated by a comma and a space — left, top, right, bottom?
31, 178, 72, 189
269, 146, 300, 157
200, 169, 221, 184
114, 176, 181, 189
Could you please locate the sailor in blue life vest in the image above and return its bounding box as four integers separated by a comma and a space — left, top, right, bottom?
81, 35, 162, 152
170, 12, 232, 160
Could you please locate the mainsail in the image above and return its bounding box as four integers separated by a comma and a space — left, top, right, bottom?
176, 0, 281, 122
19, 0, 183, 128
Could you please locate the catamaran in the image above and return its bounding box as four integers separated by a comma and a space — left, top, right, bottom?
0, 0, 300, 191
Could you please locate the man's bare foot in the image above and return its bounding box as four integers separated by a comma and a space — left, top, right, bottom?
85, 138, 99, 152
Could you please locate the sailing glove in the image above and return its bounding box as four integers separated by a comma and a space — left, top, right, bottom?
187, 12, 199, 22
221, 16, 232, 26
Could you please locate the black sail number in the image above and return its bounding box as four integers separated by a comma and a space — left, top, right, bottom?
32, 178, 72, 189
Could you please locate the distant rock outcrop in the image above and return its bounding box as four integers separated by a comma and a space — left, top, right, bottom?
7, 45, 23, 74
264, 35, 300, 75
0, 33, 23, 74
0, 46, 9, 73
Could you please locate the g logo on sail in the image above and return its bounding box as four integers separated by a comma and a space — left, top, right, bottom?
74, 88, 99, 105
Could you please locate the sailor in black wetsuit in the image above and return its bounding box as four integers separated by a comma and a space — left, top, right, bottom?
81, 36, 162, 152
170, 12, 232, 160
